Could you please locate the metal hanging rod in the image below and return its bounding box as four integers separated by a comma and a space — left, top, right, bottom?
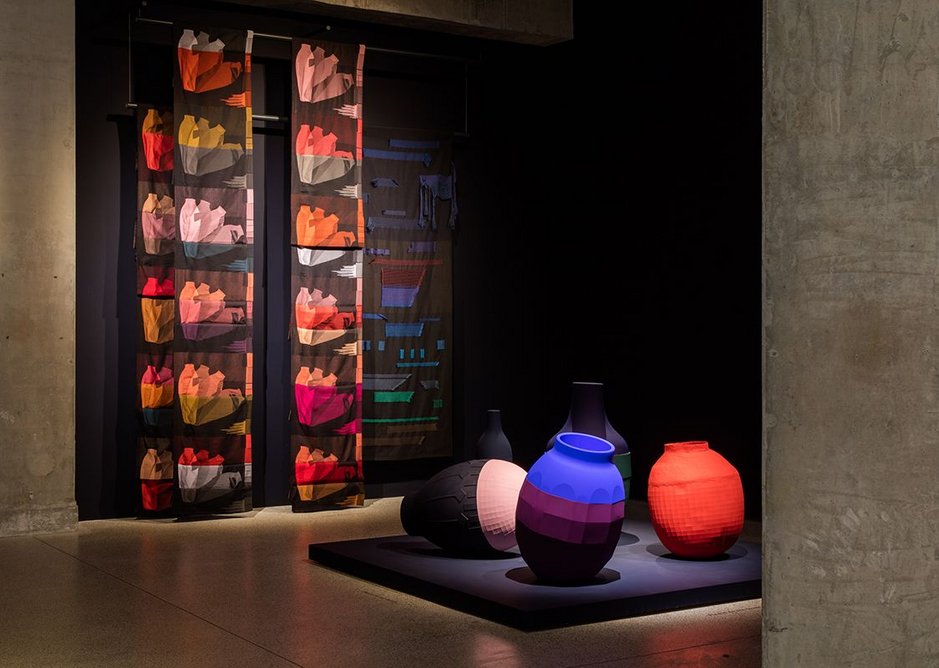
127, 16, 297, 123
128, 14, 471, 135
123, 102, 286, 124
253, 31, 292, 42
134, 16, 475, 63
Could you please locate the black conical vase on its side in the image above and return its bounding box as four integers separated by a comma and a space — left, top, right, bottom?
547, 382, 631, 501
399, 460, 492, 554
400, 459, 527, 554
475, 409, 512, 461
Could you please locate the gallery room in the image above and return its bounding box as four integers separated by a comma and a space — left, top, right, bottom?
3, 1, 920, 666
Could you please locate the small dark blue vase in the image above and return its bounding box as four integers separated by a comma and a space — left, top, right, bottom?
475, 409, 512, 461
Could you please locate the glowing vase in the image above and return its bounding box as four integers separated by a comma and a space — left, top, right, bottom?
648, 441, 744, 558
515, 432, 624, 582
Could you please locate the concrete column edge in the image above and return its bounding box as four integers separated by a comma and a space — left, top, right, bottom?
0, 503, 79, 537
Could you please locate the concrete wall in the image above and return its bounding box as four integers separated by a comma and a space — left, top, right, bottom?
0, 0, 78, 535
765, 2, 939, 664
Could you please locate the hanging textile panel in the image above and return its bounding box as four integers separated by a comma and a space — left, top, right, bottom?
289, 39, 365, 510
172, 27, 254, 513
136, 106, 176, 514
361, 130, 455, 461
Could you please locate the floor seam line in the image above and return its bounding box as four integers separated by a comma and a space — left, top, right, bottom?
31, 536, 305, 668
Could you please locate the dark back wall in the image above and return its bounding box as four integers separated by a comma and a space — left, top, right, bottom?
76, 1, 761, 519
451, 4, 762, 517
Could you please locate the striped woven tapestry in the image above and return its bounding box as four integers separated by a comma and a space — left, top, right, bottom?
135, 26, 254, 515
289, 39, 366, 509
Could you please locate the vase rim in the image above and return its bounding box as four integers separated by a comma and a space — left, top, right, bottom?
555, 432, 615, 460
664, 440, 709, 452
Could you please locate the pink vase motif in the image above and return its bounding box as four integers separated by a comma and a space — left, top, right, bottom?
295, 44, 353, 103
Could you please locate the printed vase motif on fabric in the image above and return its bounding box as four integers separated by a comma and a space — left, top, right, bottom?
289, 39, 365, 509
170, 27, 254, 513
136, 107, 176, 514
361, 129, 455, 462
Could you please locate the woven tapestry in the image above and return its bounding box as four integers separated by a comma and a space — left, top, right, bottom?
289, 39, 365, 509
361, 130, 455, 461
145, 26, 253, 514
136, 106, 176, 514
173, 29, 254, 512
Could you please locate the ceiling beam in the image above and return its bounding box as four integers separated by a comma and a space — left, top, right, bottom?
224, 0, 573, 45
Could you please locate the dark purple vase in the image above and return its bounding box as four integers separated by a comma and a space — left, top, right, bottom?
547, 382, 631, 498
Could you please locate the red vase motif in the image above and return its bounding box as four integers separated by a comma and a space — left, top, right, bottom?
648, 441, 744, 558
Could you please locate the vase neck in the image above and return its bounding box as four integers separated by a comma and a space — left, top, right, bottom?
486, 409, 502, 431
664, 440, 709, 453
569, 382, 608, 431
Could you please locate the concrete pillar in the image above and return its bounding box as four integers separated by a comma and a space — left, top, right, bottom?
765, 2, 939, 664
0, 0, 78, 535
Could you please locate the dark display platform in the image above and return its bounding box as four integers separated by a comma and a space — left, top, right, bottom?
308, 519, 761, 630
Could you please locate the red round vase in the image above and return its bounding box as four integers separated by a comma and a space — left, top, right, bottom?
648, 441, 744, 558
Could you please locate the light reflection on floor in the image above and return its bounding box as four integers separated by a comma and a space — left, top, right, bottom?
0, 498, 761, 667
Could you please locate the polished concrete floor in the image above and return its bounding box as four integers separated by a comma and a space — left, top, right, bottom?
0, 498, 761, 667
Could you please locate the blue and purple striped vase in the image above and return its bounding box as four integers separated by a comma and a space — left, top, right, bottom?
515, 432, 625, 582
